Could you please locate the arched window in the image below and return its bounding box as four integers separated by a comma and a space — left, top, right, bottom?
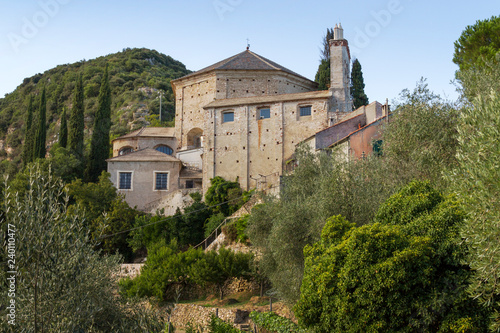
155, 145, 173, 155
119, 147, 134, 156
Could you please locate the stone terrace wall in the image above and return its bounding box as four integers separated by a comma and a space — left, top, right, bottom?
170, 304, 247, 330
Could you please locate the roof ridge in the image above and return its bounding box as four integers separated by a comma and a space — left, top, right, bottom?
136, 127, 146, 136
247, 50, 281, 70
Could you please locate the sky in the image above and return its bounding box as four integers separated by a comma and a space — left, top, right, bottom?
0, 0, 498, 104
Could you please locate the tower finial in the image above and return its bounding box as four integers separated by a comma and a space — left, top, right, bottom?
246, 38, 250, 50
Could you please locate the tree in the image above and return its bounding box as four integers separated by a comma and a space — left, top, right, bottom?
85, 64, 111, 183
294, 181, 489, 332
247, 146, 395, 303
383, 79, 459, 190
21, 95, 35, 165
204, 176, 243, 216
68, 74, 85, 163
451, 89, 500, 331
453, 15, 500, 72
314, 28, 334, 90
0, 165, 164, 332
189, 247, 253, 300
33, 87, 46, 159
351, 58, 368, 108
58, 107, 68, 148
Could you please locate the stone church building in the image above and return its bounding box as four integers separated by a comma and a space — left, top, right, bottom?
107, 25, 389, 211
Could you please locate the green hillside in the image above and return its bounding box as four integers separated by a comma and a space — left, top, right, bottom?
0, 47, 190, 172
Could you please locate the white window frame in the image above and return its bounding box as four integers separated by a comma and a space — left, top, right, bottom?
117, 171, 134, 191
153, 171, 169, 191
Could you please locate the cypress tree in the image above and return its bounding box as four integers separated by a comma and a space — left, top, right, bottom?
315, 28, 334, 90
85, 64, 111, 183
22, 95, 35, 165
59, 107, 68, 148
351, 59, 369, 109
33, 87, 47, 159
68, 74, 85, 161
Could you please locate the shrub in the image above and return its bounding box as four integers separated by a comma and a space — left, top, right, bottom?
249, 311, 306, 333
208, 314, 242, 332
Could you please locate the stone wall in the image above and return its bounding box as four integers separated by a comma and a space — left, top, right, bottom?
169, 304, 247, 330
145, 188, 200, 216
203, 92, 332, 192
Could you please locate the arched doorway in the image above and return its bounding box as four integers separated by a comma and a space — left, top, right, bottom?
186, 128, 203, 149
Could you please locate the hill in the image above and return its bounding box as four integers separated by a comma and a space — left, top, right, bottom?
0, 47, 191, 174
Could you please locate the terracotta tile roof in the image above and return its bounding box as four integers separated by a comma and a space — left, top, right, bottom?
173, 50, 314, 83
113, 127, 175, 141
203, 90, 332, 108
106, 148, 181, 162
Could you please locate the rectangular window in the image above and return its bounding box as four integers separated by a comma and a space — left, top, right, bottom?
155, 173, 168, 190
299, 106, 312, 116
186, 180, 194, 189
223, 111, 234, 123
259, 108, 270, 119
119, 172, 132, 189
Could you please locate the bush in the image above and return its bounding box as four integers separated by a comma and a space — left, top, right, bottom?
249, 311, 306, 333
208, 314, 243, 332
205, 212, 226, 237
222, 215, 249, 244
294, 181, 490, 333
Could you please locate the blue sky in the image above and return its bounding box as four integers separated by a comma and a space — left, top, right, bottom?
0, 0, 498, 104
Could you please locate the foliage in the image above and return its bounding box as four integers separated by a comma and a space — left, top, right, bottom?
33, 86, 46, 159
67, 171, 118, 222
456, 58, 500, 103
85, 63, 112, 183
294, 181, 489, 333
7, 148, 82, 197
0, 165, 165, 332
453, 15, 500, 72
247, 145, 398, 303
351, 58, 369, 108
181, 192, 212, 246
120, 240, 203, 302
315, 59, 330, 90
128, 192, 211, 252
68, 73, 85, 164
204, 176, 244, 216
205, 212, 226, 238
315, 28, 334, 90
208, 314, 243, 333
223, 215, 249, 244
93, 195, 137, 261
67, 171, 138, 258
450, 88, 500, 331
121, 242, 252, 302
190, 247, 253, 300
128, 212, 171, 252
249, 311, 307, 333
21, 95, 34, 165
0, 48, 189, 170
384, 78, 459, 190
58, 107, 67, 148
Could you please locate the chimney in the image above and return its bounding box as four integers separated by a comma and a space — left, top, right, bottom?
333, 23, 344, 40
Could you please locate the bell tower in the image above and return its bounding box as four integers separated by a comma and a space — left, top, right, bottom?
329, 23, 352, 112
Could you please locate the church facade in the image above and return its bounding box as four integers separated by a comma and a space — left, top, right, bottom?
108, 25, 387, 210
